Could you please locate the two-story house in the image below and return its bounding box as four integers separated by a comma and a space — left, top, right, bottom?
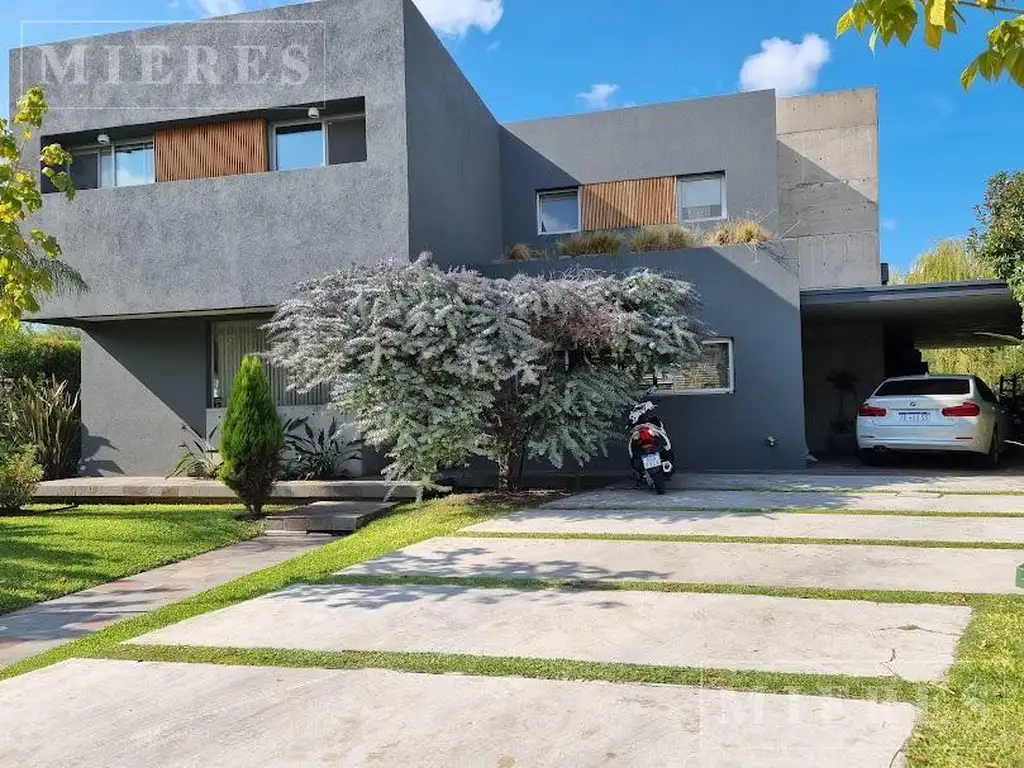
15, 0, 1016, 478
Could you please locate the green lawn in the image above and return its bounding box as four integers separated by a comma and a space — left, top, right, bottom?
0, 505, 263, 616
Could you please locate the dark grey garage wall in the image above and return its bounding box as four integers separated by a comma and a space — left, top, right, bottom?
80, 318, 208, 476
500, 90, 779, 250
17, 0, 411, 320
481, 244, 807, 473
402, 1, 503, 267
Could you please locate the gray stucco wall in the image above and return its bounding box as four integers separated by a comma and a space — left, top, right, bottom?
776, 89, 880, 289
80, 318, 208, 476
480, 244, 807, 474
500, 91, 780, 250
402, 1, 503, 267
16, 0, 411, 320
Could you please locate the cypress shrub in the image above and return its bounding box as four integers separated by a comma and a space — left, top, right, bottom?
218, 355, 284, 518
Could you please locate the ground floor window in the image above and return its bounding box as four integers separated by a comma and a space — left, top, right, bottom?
654, 338, 734, 395
210, 319, 329, 407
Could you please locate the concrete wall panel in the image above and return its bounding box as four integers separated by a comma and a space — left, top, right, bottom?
776, 88, 879, 289
402, 0, 502, 267
80, 319, 208, 476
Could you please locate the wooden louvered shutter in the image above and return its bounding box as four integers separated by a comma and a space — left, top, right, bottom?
155, 119, 268, 182
581, 176, 678, 230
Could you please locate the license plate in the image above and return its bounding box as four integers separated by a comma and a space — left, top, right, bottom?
899, 412, 930, 423
642, 454, 661, 470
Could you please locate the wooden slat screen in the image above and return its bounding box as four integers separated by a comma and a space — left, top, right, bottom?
581, 176, 678, 230
155, 119, 268, 182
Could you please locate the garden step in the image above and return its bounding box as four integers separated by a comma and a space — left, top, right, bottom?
264, 501, 393, 535
130, 583, 970, 681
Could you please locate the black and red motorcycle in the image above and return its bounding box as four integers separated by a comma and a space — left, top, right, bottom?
627, 389, 675, 494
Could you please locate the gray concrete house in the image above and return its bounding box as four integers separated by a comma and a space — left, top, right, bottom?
13, 0, 1018, 478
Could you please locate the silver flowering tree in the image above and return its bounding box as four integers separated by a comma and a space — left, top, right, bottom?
265, 255, 706, 492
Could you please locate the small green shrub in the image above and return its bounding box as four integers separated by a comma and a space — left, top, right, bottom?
0, 444, 44, 514
218, 356, 284, 518
2, 377, 80, 480
628, 225, 698, 252
506, 244, 544, 261
556, 231, 625, 257
169, 424, 221, 479
281, 416, 361, 480
729, 218, 772, 245
704, 224, 734, 246
0, 327, 81, 393
702, 219, 773, 247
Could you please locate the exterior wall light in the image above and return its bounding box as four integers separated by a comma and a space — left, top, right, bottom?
307, 107, 320, 119
97, 133, 111, 145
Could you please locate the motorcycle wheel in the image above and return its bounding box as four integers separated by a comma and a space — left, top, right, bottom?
651, 472, 666, 495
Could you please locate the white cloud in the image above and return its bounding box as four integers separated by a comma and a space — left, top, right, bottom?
412, 0, 503, 36
739, 33, 830, 97
487, 40, 501, 53
577, 83, 620, 110
882, 218, 898, 231
188, 0, 246, 16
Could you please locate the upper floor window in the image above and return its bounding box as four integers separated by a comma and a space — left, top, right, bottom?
537, 189, 580, 235
678, 173, 725, 223
653, 338, 734, 395
271, 115, 367, 172
44, 139, 154, 192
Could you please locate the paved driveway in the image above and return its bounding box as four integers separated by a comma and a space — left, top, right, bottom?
2, 472, 1021, 767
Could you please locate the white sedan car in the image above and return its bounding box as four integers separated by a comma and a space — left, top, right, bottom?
856, 375, 1009, 466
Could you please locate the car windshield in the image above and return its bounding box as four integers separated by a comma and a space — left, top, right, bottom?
874, 378, 970, 397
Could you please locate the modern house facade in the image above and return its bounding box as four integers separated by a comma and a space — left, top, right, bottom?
16, 0, 1014, 478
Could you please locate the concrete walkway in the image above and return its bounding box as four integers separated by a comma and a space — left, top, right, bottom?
0, 535, 328, 668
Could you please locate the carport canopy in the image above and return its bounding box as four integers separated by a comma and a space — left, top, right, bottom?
801, 280, 1021, 348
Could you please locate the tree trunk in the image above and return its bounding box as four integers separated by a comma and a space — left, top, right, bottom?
496, 449, 515, 493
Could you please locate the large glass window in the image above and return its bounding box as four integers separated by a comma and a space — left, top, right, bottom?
211, 319, 329, 408
678, 173, 725, 223
113, 143, 154, 186
273, 124, 324, 171
653, 339, 734, 395
44, 140, 151, 192
272, 116, 368, 171
537, 189, 580, 235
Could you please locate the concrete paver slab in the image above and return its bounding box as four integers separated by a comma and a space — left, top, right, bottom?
467, 508, 1024, 542
549, 489, 1024, 514
0, 536, 327, 668
0, 659, 918, 767
131, 584, 969, 680
677, 471, 1024, 495
341, 536, 1024, 594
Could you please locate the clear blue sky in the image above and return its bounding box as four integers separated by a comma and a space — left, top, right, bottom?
2, 0, 1021, 271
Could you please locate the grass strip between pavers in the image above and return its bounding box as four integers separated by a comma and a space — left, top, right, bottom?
453, 530, 1024, 550
539, 505, 1024, 518
318, 572, 980, 606
2, 493, 1023, 768
89, 642, 923, 703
